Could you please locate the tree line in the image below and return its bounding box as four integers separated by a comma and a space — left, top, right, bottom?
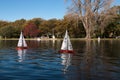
0, 6, 119, 39
0, 17, 85, 38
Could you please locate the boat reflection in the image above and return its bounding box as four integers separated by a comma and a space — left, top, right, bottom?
17, 49, 27, 62
61, 53, 73, 72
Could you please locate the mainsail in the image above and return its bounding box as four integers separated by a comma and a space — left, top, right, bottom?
60, 30, 74, 53
17, 32, 27, 48
61, 30, 73, 50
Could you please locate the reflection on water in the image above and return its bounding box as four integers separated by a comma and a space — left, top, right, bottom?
17, 49, 27, 62
0, 40, 119, 80
61, 53, 73, 72
69, 40, 120, 80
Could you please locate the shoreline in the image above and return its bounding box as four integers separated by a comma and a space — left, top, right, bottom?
0, 38, 119, 40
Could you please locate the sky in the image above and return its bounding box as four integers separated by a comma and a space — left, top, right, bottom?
0, 0, 119, 21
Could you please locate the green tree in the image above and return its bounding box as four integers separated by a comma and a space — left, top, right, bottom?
104, 14, 120, 38
63, 14, 86, 38
0, 26, 15, 38
31, 18, 44, 27
0, 20, 9, 28
12, 19, 26, 37
39, 20, 50, 36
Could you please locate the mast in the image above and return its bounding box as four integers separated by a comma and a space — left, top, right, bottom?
22, 32, 23, 47
66, 30, 68, 50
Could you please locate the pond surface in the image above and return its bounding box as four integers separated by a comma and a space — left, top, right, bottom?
0, 39, 120, 80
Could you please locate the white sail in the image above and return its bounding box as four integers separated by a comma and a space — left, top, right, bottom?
17, 32, 27, 47
22, 36, 27, 47
61, 30, 73, 50
67, 35, 73, 50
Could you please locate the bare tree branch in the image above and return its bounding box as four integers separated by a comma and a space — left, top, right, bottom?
66, 0, 115, 39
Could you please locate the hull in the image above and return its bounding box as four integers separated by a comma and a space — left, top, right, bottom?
59, 50, 74, 54
16, 47, 27, 50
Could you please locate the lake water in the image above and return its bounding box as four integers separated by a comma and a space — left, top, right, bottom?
0, 39, 120, 80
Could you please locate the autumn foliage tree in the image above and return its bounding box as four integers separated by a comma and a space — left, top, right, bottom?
23, 22, 40, 38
